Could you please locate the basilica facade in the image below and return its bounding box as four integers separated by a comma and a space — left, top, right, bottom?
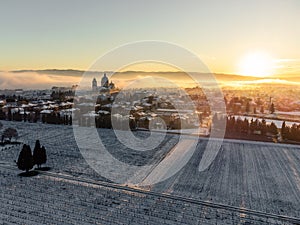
92, 73, 115, 92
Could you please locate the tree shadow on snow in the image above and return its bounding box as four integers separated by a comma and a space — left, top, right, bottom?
35, 166, 51, 171
18, 170, 39, 177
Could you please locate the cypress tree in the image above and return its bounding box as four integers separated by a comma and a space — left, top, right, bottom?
270, 103, 275, 114
281, 121, 287, 140
17, 144, 34, 173
33, 140, 47, 168
40, 146, 47, 166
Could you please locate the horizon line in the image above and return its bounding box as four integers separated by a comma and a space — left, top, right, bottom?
1, 68, 295, 78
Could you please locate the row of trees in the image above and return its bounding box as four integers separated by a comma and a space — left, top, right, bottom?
0, 109, 73, 126
213, 115, 300, 143
213, 115, 278, 137
41, 113, 72, 125
281, 122, 300, 142
17, 140, 47, 173
0, 109, 39, 123
77, 115, 137, 130
225, 116, 278, 136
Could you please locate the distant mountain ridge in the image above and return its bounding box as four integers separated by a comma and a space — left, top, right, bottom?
10, 69, 300, 83
10, 69, 259, 80
11, 69, 93, 76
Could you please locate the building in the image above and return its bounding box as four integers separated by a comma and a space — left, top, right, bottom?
101, 73, 109, 87
92, 78, 98, 92
92, 73, 115, 93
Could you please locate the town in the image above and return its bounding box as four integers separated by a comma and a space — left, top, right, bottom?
1, 73, 300, 144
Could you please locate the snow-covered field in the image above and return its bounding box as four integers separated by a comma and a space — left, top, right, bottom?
0, 121, 179, 181
154, 141, 300, 219
0, 121, 300, 224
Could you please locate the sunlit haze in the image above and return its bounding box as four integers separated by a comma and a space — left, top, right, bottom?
237, 51, 275, 77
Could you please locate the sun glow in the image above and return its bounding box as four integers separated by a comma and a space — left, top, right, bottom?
237, 51, 274, 77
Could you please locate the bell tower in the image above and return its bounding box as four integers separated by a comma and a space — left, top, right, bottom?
92, 78, 97, 91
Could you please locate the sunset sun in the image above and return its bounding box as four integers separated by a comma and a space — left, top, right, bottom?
238, 51, 274, 77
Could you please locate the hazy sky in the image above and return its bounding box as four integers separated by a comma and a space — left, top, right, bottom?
1, 0, 300, 75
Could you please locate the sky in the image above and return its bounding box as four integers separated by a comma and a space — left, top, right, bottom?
1, 0, 300, 76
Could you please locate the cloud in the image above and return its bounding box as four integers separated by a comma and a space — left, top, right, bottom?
274, 58, 300, 73
0, 71, 80, 90
228, 78, 300, 87
0, 70, 155, 90
274, 58, 300, 63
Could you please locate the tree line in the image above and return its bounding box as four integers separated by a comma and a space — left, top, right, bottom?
0, 109, 73, 125
41, 113, 72, 125
281, 122, 300, 142
213, 115, 278, 136
225, 116, 278, 136
213, 115, 300, 143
